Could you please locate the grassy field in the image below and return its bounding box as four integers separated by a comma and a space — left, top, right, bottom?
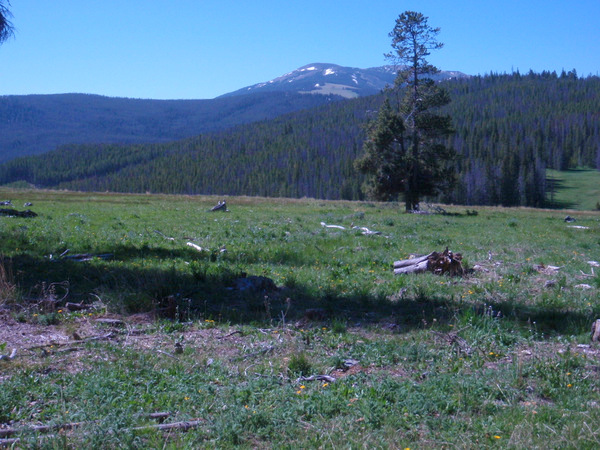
546, 168, 600, 211
0, 189, 599, 448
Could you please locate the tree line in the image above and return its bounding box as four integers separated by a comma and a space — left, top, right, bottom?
0, 71, 598, 207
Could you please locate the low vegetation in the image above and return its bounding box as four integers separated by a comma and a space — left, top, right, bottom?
1, 189, 599, 447
546, 168, 600, 211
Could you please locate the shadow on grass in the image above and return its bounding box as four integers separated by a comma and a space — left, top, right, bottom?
545, 176, 578, 209
4, 251, 593, 337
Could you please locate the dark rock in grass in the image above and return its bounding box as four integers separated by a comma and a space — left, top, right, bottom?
233, 275, 278, 293
0, 208, 37, 218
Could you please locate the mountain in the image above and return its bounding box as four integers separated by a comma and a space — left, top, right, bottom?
0, 63, 468, 163
221, 63, 469, 99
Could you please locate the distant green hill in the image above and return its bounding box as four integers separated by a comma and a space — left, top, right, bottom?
546, 169, 600, 210
0, 71, 599, 208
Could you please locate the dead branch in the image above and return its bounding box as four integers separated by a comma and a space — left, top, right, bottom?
218, 330, 244, 339
298, 374, 336, 383
26, 332, 114, 351
242, 345, 275, 360
95, 318, 125, 327
0, 417, 201, 445
351, 226, 383, 236
320, 222, 345, 230
156, 349, 181, 360
432, 329, 473, 356
132, 419, 203, 433
154, 230, 175, 241
0, 420, 89, 438
65, 301, 92, 311
186, 242, 205, 252
0, 348, 17, 361
60, 253, 113, 262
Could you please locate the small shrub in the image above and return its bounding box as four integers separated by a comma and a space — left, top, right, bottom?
331, 318, 347, 334
288, 352, 313, 376
36, 312, 61, 326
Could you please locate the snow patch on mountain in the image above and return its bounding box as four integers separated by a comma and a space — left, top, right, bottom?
220, 63, 469, 99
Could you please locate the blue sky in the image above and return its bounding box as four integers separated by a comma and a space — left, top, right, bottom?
0, 0, 598, 99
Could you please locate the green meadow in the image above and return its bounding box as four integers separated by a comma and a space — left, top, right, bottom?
546, 168, 600, 211
1, 188, 599, 448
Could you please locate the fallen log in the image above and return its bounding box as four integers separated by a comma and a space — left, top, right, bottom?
393, 252, 434, 270
393, 248, 463, 276
210, 200, 228, 212
393, 258, 431, 275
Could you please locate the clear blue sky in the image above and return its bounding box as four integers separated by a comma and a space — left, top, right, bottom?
1, 0, 598, 99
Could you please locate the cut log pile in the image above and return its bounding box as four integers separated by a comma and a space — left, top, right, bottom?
393, 247, 464, 276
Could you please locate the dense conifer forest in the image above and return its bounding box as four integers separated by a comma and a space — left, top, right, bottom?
0, 92, 338, 162
1, 71, 598, 207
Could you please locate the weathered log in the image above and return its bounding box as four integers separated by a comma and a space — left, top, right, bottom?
210, 200, 228, 212
393, 259, 430, 275
393, 253, 434, 269
393, 248, 463, 276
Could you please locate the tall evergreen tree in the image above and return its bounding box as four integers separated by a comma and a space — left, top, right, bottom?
356, 11, 456, 211
355, 99, 405, 200
0, 1, 14, 44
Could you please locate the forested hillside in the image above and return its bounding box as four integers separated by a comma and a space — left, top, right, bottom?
1, 71, 599, 207
0, 92, 338, 162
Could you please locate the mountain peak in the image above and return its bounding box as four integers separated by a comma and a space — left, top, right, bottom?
220, 63, 469, 99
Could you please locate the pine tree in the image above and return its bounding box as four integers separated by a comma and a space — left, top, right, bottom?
356, 11, 457, 211
0, 1, 14, 44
